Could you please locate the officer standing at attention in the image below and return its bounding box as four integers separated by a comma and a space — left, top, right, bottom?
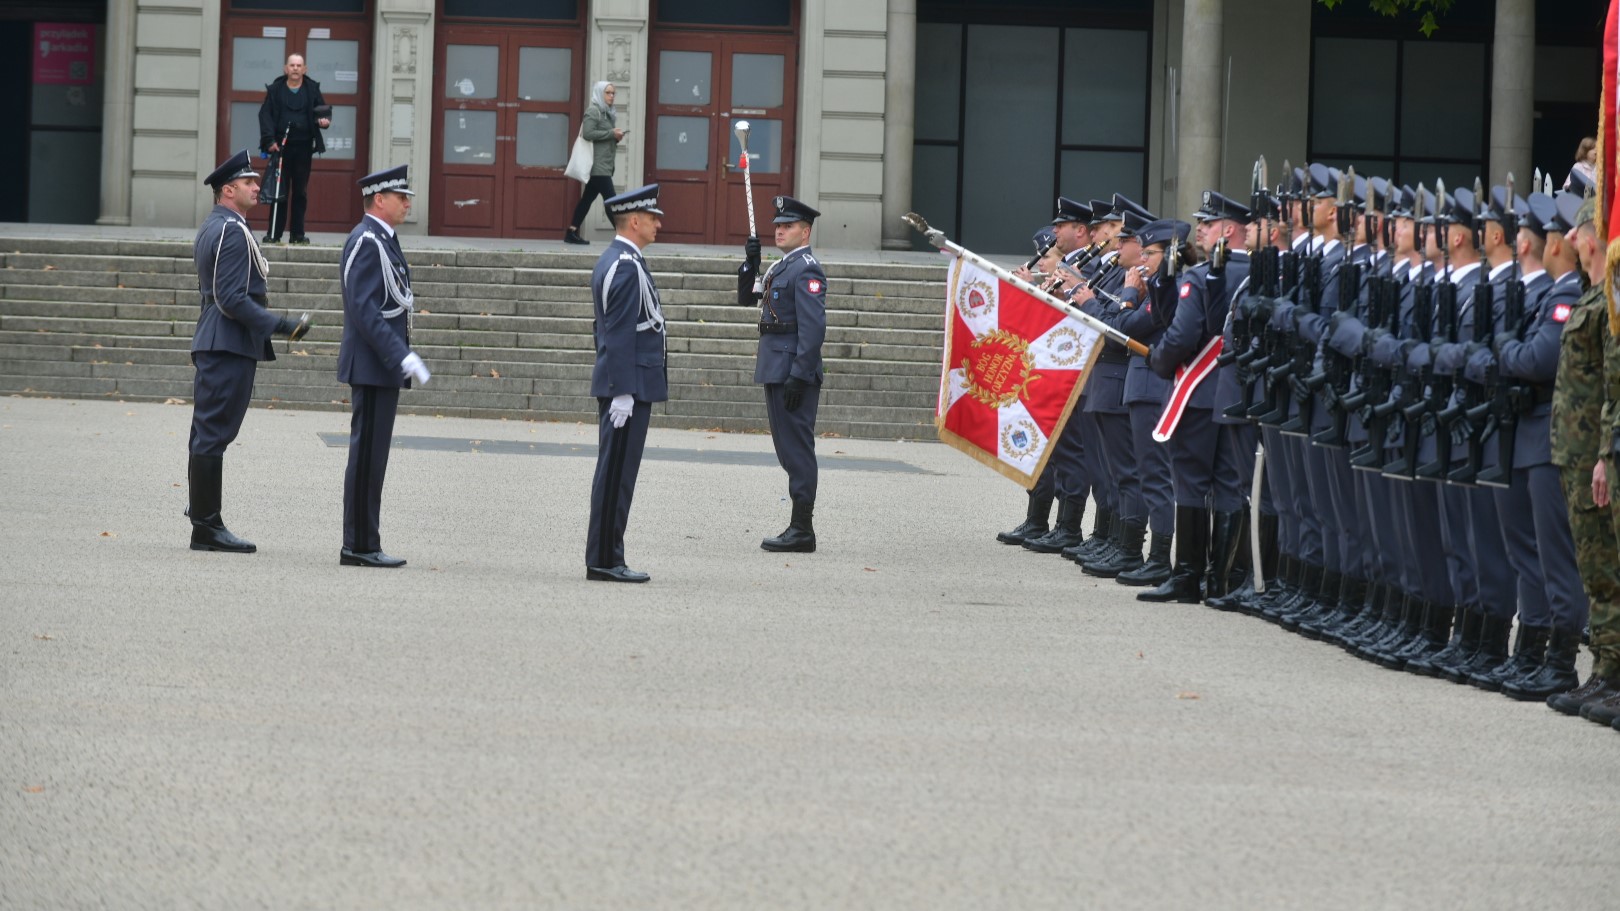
586, 185, 668, 583
337, 165, 431, 568
738, 195, 828, 552
186, 149, 310, 554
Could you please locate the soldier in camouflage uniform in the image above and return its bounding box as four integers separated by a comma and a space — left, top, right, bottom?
1545, 193, 1620, 723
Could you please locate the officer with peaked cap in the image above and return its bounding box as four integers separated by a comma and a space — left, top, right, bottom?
336, 164, 430, 568
1475, 188, 1590, 698
185, 149, 310, 554
586, 184, 669, 582
736, 195, 828, 552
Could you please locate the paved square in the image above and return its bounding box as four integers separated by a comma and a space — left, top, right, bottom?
3, 396, 1617, 908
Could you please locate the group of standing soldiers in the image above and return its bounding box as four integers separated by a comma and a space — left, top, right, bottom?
1000, 162, 1620, 732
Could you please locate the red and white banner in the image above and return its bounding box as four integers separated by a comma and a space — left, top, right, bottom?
1152, 334, 1223, 442
936, 257, 1101, 488
1604, 0, 1620, 334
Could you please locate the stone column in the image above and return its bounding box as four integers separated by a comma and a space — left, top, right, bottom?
880, 0, 916, 250
374, 0, 435, 232
97, 0, 136, 225
1176, 0, 1222, 221
1488, 0, 1534, 184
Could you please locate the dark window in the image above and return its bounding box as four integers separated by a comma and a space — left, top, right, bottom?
656, 0, 791, 27
442, 0, 577, 19
230, 0, 367, 12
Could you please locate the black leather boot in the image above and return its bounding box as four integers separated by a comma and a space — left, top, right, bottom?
1443, 613, 1511, 684
1285, 569, 1341, 633
1117, 531, 1171, 586
1469, 623, 1549, 691
997, 489, 1054, 545
1253, 552, 1297, 617
1370, 596, 1429, 669
187, 454, 256, 553
1389, 600, 1455, 667
1277, 566, 1328, 631
1546, 672, 1618, 716
1138, 507, 1207, 604
1203, 510, 1245, 603
1064, 506, 1113, 562
762, 499, 817, 552
1408, 605, 1479, 677
1084, 520, 1144, 578
1501, 625, 1581, 701
1228, 511, 1278, 614
1025, 497, 1084, 553
1309, 574, 1367, 643
1078, 513, 1125, 571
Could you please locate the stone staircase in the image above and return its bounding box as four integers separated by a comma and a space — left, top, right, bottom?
0, 236, 951, 439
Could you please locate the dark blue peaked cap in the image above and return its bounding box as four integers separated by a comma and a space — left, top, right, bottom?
1138, 218, 1192, 248
606, 184, 664, 216
205, 149, 258, 190
1052, 196, 1093, 225
1194, 189, 1252, 223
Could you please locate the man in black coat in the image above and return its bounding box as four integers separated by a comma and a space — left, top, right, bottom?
258, 54, 330, 244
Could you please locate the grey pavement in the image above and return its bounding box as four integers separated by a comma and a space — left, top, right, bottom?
2, 395, 1618, 910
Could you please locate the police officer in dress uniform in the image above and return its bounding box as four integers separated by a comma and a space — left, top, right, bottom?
1140, 193, 1252, 604
1489, 189, 1591, 699
737, 195, 828, 552
186, 149, 310, 553
586, 185, 668, 583
336, 164, 431, 568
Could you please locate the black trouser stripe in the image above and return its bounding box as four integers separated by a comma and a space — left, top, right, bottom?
599, 415, 629, 568
354, 390, 376, 551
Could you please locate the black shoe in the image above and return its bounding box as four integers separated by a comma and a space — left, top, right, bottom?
190, 522, 256, 553
289, 234, 311, 245
340, 548, 407, 568
1580, 693, 1620, 726
1024, 497, 1084, 554
1136, 568, 1204, 603
997, 490, 1054, 545
587, 564, 650, 583
1116, 531, 1171, 587
564, 229, 589, 245
263, 233, 281, 244
763, 499, 817, 552
1501, 626, 1581, 702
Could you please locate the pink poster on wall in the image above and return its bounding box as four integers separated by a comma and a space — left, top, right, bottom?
33, 23, 96, 86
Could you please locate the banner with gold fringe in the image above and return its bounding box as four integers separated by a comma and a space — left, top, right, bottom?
936, 256, 1102, 488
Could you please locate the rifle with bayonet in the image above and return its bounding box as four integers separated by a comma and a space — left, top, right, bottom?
1474, 172, 1527, 488
1277, 168, 1329, 436
1413, 179, 1461, 480
1439, 177, 1498, 485
1310, 167, 1363, 448
1253, 163, 1302, 425
1349, 183, 1401, 468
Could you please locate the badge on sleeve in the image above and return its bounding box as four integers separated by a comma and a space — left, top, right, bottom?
807, 279, 823, 294
1552, 303, 1572, 323
1179, 283, 1192, 299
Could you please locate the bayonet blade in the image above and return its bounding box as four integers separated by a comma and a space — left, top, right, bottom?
1414, 182, 1426, 224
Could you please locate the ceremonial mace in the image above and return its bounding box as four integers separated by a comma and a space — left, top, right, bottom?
734, 120, 763, 295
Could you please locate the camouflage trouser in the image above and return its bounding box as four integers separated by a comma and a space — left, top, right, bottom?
1562, 462, 1620, 677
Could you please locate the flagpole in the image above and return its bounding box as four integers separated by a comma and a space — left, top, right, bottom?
904, 213, 1151, 357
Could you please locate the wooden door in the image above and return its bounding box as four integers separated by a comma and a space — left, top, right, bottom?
646, 33, 797, 245
219, 17, 369, 234
432, 26, 585, 237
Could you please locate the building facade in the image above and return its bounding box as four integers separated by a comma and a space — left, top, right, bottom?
1, 0, 1604, 253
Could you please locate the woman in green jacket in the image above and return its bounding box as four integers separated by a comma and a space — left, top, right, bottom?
565, 81, 625, 244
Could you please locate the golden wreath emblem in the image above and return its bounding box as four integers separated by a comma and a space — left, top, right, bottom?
955, 274, 997, 321
1001, 419, 1041, 460
1045, 325, 1085, 368
960, 328, 1040, 409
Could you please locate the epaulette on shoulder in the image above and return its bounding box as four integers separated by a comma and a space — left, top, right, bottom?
619, 252, 635, 261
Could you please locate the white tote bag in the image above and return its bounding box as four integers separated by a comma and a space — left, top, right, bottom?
564, 130, 593, 183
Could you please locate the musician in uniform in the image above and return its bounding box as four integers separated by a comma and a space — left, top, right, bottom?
336, 165, 431, 568
737, 195, 828, 552
185, 149, 310, 554
586, 185, 668, 583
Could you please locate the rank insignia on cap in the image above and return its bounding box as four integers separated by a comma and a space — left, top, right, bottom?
1553, 303, 1572, 323
807, 279, 822, 294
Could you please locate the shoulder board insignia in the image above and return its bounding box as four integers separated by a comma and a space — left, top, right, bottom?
619, 252, 635, 260
1552, 303, 1572, 323
804, 252, 818, 265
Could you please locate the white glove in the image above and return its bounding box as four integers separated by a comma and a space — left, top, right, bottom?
400, 352, 431, 385
608, 394, 634, 429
